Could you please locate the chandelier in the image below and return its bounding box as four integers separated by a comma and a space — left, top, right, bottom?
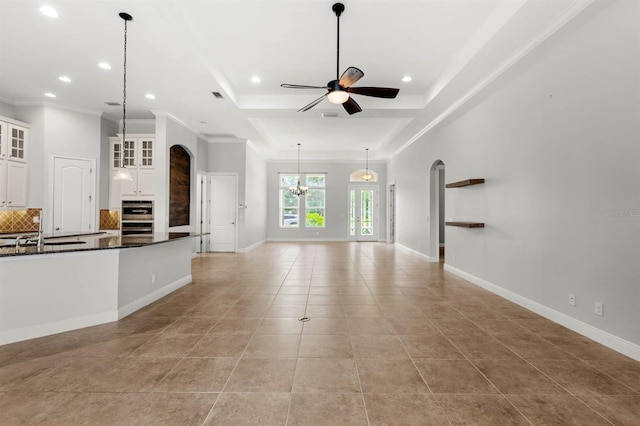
289, 143, 308, 196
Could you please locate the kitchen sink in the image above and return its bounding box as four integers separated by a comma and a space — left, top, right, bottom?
43, 241, 87, 246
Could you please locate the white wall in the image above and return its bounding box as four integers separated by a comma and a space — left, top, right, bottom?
241, 143, 267, 250
267, 160, 387, 241
99, 116, 118, 208
196, 136, 209, 171
0, 100, 14, 118
388, 0, 640, 349
207, 141, 247, 204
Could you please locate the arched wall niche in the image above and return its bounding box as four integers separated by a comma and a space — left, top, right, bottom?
169, 144, 191, 227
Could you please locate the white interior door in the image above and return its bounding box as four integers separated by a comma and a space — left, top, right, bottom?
349, 185, 379, 241
53, 157, 94, 235
209, 174, 237, 252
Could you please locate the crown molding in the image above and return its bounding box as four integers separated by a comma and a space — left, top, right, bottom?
12, 100, 103, 117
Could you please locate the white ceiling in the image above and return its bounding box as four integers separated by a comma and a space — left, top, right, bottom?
0, 0, 590, 160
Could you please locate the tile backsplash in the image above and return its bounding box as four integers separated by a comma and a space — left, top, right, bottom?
0, 208, 120, 233
100, 210, 120, 230
0, 208, 42, 234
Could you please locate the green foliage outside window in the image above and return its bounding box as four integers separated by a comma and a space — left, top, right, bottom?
306, 211, 325, 227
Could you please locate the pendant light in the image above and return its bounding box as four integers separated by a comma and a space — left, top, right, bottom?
362, 147, 372, 181
289, 143, 308, 196
113, 12, 134, 181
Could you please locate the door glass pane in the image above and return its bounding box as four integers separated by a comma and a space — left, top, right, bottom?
361, 190, 373, 235
349, 190, 355, 236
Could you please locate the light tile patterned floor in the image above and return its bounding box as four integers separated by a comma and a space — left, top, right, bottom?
1, 242, 639, 425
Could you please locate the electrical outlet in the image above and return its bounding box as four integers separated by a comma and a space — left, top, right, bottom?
569, 293, 576, 306
595, 302, 604, 316
151, 273, 157, 284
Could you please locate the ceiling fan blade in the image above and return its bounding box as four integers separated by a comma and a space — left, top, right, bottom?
298, 94, 327, 112
342, 97, 362, 115
348, 86, 399, 98
281, 84, 327, 89
338, 67, 364, 88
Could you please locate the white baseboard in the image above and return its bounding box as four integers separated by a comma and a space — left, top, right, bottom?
444, 264, 640, 362
237, 239, 266, 253
118, 275, 192, 319
267, 238, 348, 242
0, 310, 118, 346
394, 242, 437, 262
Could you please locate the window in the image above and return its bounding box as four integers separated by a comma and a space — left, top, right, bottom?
305, 174, 325, 228
279, 173, 326, 228
280, 174, 300, 228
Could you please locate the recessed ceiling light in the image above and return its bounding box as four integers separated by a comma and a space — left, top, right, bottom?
58, 76, 71, 83
401, 75, 412, 83
145, 93, 155, 100
98, 62, 111, 70
44, 92, 56, 98
39, 5, 59, 18
251, 76, 261, 84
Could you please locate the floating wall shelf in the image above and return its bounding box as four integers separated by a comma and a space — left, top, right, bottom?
445, 221, 485, 228
446, 178, 485, 188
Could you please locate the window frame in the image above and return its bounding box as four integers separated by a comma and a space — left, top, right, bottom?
278, 172, 327, 229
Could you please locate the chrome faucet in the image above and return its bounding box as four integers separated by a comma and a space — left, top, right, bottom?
14, 235, 27, 251
14, 214, 44, 251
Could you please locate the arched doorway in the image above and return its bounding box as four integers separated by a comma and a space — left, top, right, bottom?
429, 160, 445, 262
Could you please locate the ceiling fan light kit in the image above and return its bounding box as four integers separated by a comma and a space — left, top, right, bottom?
281, 2, 399, 115
327, 90, 349, 104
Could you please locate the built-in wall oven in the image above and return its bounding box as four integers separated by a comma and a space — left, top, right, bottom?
121, 200, 154, 236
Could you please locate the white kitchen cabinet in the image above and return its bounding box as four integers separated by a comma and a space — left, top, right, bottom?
109, 135, 155, 203
110, 135, 154, 170
0, 118, 29, 208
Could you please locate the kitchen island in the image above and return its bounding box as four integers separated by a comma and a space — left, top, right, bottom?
0, 232, 201, 346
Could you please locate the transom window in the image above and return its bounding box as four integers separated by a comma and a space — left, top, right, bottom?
279, 173, 326, 228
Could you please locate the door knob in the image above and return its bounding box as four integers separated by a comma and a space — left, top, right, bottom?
55, 227, 60, 231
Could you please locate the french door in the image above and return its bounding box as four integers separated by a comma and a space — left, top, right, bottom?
349, 185, 378, 241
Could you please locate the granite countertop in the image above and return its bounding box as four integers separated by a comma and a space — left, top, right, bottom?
0, 232, 202, 257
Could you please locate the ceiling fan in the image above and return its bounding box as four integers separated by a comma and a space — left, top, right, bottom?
281, 2, 399, 115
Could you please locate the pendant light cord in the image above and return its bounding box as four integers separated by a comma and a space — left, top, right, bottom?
297, 143, 301, 185
122, 17, 128, 156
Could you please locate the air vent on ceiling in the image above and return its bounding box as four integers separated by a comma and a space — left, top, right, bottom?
211, 91, 224, 99
322, 112, 339, 118
105, 101, 121, 106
